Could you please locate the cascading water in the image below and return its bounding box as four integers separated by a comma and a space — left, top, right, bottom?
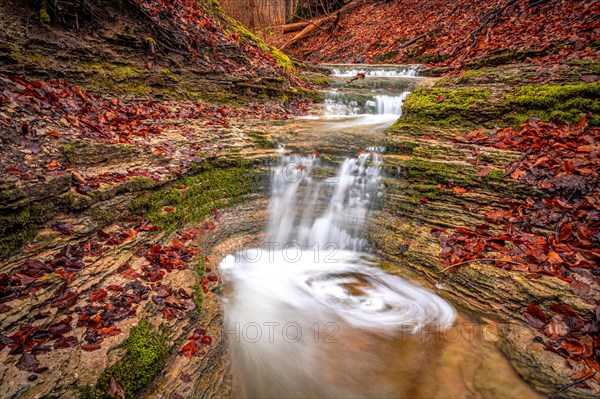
219, 65, 457, 398
330, 66, 421, 77
325, 90, 410, 117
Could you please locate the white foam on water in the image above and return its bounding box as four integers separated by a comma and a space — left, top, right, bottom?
219, 65, 456, 398
331, 67, 420, 77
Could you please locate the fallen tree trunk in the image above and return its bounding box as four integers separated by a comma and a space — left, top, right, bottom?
281, 21, 310, 34
280, 11, 340, 50
398, 34, 425, 50
280, 0, 365, 50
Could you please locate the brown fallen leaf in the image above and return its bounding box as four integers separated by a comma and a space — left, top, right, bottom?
478, 166, 491, 178
109, 376, 125, 399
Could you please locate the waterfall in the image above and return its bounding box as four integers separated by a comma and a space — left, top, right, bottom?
330, 67, 420, 77
266, 147, 383, 251
219, 64, 456, 398
325, 90, 411, 116
220, 147, 456, 398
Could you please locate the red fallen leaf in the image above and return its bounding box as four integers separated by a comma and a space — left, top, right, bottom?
163, 207, 176, 213
544, 315, 569, 340
46, 160, 59, 170
478, 166, 491, 178
201, 335, 212, 345
180, 341, 197, 358
549, 304, 579, 317
485, 211, 504, 224
576, 225, 594, 241
561, 160, 575, 174
53, 335, 78, 349
121, 268, 141, 280
419, 198, 429, 204
81, 343, 102, 351
570, 280, 591, 296
16, 352, 40, 372
435, 95, 446, 103
53, 223, 75, 234
90, 288, 108, 302
452, 187, 467, 195
49, 318, 73, 336
430, 228, 445, 237
524, 304, 546, 329
46, 130, 60, 137
106, 285, 124, 292
546, 252, 563, 265
558, 223, 573, 241
99, 326, 122, 337
162, 307, 175, 320
109, 376, 125, 399
559, 340, 586, 357
51, 284, 78, 309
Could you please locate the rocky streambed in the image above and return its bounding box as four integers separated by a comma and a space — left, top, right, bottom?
1, 61, 598, 399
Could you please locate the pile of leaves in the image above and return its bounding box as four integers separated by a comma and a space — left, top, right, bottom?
1, 74, 304, 145
437, 117, 599, 385
267, 0, 599, 69
130, 0, 289, 77
0, 216, 216, 375
180, 328, 212, 358
0, 219, 159, 371
524, 303, 599, 384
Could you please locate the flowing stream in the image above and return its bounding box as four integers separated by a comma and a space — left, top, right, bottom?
219, 66, 540, 398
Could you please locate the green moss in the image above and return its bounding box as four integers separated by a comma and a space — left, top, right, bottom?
304, 74, 331, 87
0, 184, 25, 204
0, 202, 53, 259
62, 142, 76, 163
373, 50, 399, 63
128, 162, 259, 232
401, 155, 542, 202
465, 49, 542, 69
246, 131, 273, 148
118, 144, 136, 156
8, 44, 22, 63
80, 320, 168, 399
60, 191, 93, 211
289, 87, 324, 101
503, 82, 600, 126
230, 21, 292, 72
194, 256, 206, 312
393, 87, 493, 130
39, 8, 50, 23
127, 176, 157, 192
89, 207, 117, 224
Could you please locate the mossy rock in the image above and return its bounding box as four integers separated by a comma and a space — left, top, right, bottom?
80, 320, 168, 399
392, 87, 496, 131
502, 82, 600, 126
128, 160, 261, 233
0, 202, 53, 259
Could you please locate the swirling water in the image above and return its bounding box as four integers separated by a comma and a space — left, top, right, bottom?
219, 66, 458, 398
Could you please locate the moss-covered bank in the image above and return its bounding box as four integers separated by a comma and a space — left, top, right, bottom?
80, 320, 168, 399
